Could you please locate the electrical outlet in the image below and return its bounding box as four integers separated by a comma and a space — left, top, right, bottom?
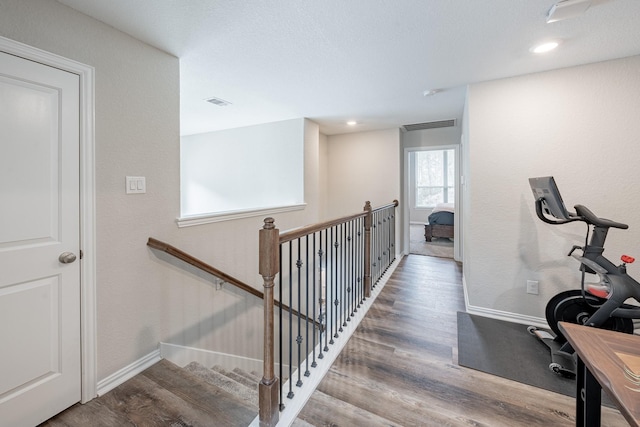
526, 280, 539, 295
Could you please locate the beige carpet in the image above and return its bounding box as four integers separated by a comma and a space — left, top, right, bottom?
410, 224, 454, 258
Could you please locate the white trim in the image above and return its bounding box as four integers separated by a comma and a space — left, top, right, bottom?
249, 255, 403, 427
0, 36, 98, 403
462, 276, 548, 329
177, 203, 307, 227
160, 343, 268, 373
465, 305, 548, 329
97, 350, 161, 396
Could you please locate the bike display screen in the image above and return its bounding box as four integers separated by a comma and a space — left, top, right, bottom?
529, 176, 570, 220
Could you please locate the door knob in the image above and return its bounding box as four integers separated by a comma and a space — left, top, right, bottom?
59, 252, 77, 264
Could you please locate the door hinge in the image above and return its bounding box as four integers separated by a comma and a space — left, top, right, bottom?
80, 250, 84, 260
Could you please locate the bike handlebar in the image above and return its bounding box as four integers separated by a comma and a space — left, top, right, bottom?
573, 204, 628, 230
535, 198, 581, 225
535, 198, 628, 230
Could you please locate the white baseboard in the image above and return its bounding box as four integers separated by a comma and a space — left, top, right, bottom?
97, 349, 161, 396
160, 342, 267, 374
465, 305, 548, 329
462, 275, 548, 329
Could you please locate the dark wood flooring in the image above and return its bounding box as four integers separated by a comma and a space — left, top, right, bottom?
39, 359, 257, 427
296, 254, 628, 427
38, 254, 627, 426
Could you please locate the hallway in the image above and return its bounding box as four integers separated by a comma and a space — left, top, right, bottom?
296, 254, 626, 426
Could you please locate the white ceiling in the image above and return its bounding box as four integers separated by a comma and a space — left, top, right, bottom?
57, 0, 640, 136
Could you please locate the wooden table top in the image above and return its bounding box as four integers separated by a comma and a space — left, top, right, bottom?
559, 322, 640, 427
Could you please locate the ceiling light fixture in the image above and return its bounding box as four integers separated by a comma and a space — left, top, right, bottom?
530, 41, 560, 54
347, 120, 357, 126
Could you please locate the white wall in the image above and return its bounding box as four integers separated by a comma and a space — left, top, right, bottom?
0, 0, 325, 382
318, 132, 330, 220
326, 129, 401, 217
325, 128, 402, 254
181, 118, 305, 216
465, 55, 640, 320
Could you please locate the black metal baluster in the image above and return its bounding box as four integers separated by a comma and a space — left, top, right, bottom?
378, 214, 383, 284
391, 211, 396, 263
378, 211, 382, 280
340, 222, 345, 331
382, 210, 388, 272
388, 210, 392, 267
312, 232, 318, 367
296, 239, 303, 387
388, 210, 393, 268
334, 225, 340, 338
329, 226, 335, 345
278, 244, 284, 410
352, 219, 356, 314
346, 220, 352, 322
351, 219, 356, 315
288, 242, 294, 399
322, 228, 329, 353
356, 217, 362, 309
371, 212, 377, 288
304, 234, 311, 377
382, 213, 388, 274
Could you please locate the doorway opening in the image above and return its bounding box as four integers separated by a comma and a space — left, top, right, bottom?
406, 147, 458, 258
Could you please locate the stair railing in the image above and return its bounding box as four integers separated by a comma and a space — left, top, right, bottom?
258, 200, 398, 427
146, 237, 319, 328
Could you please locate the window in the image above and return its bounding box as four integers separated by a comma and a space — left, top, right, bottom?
415, 149, 455, 208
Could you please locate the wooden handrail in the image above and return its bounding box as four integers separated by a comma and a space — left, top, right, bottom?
147, 237, 263, 298
372, 199, 399, 213
278, 200, 399, 244
279, 211, 366, 244
147, 237, 320, 329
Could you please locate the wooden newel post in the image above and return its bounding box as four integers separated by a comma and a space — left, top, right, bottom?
259, 217, 279, 427
363, 201, 372, 298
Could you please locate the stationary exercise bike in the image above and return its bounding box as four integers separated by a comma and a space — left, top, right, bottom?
527, 176, 640, 378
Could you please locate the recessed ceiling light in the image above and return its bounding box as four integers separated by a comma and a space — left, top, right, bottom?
347, 120, 357, 126
530, 41, 560, 54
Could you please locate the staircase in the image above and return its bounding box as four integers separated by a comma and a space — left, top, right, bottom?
42, 358, 313, 426
181, 362, 314, 426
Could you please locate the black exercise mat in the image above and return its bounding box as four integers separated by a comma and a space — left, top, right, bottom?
457, 311, 577, 397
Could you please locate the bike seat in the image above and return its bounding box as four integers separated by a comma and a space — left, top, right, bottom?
574, 204, 628, 229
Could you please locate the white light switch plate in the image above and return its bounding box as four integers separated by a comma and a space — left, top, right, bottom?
126, 176, 146, 194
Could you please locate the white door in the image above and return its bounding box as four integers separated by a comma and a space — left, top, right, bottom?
0, 51, 81, 426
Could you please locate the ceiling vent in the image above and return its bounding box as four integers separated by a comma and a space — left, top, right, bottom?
205, 96, 232, 107
402, 119, 456, 132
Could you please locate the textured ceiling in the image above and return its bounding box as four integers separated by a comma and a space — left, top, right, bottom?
57, 0, 640, 136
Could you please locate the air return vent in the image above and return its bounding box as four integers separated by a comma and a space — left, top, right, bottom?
402, 119, 456, 132
205, 96, 232, 107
